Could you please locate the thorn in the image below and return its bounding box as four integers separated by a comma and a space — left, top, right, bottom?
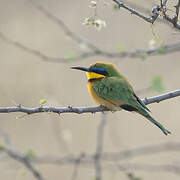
144, 97, 148, 104
68, 105, 72, 109
17, 104, 21, 108
39, 106, 43, 110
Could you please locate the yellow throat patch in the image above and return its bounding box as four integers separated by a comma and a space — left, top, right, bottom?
86, 72, 105, 80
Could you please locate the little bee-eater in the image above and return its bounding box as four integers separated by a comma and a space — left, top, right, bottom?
72, 62, 171, 135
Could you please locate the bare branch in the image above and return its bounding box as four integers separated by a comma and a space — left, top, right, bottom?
122, 0, 173, 29
163, 0, 180, 29
2, 136, 180, 177
0, 89, 179, 115
175, 0, 180, 21
14, 141, 179, 166
121, 0, 151, 15
143, 89, 180, 105
112, 0, 160, 23
0, 31, 95, 63
102, 141, 180, 161
70, 153, 85, 180
1, 30, 180, 63
111, 0, 180, 32
112, 0, 180, 31
116, 162, 180, 174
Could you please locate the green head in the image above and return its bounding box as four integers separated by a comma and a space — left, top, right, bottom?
71, 62, 121, 80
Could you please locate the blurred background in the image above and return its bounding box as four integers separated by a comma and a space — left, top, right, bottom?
0, 0, 180, 180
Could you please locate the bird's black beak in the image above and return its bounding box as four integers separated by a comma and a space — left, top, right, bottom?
71, 66, 90, 72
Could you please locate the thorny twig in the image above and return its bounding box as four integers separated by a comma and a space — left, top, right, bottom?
0, 89, 179, 115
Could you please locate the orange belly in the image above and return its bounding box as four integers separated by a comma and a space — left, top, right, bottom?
87, 82, 123, 110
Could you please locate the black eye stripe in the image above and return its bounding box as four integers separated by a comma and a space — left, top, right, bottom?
95, 70, 108, 76
90, 67, 109, 76
92, 67, 105, 72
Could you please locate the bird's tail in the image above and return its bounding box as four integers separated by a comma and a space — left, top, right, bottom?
141, 110, 171, 135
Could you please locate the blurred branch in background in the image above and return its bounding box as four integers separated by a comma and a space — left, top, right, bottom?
70, 153, 85, 180
1, 30, 180, 63
0, 130, 44, 180
1, 131, 180, 179
116, 162, 180, 175
94, 113, 107, 180
0, 89, 179, 114
0, 1, 180, 63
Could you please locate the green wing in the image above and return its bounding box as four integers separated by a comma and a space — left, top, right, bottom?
92, 77, 147, 111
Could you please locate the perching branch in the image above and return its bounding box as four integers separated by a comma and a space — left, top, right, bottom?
0, 89, 179, 115
142, 89, 180, 105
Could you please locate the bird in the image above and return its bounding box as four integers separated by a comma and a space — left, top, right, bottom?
71, 62, 171, 135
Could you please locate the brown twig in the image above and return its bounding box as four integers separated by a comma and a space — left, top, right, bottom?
0, 89, 179, 115
163, 0, 180, 29
112, 0, 160, 23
